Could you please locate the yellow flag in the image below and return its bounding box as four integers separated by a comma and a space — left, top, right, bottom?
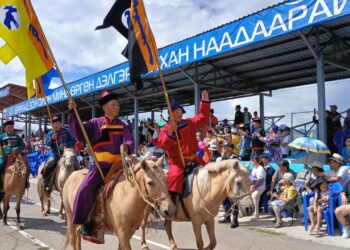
0, 43, 16, 64
0, 0, 54, 98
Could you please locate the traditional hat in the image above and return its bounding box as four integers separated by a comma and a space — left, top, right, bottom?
3, 119, 14, 127
329, 153, 344, 165
51, 116, 61, 123
329, 104, 338, 109
170, 99, 186, 113
98, 90, 119, 107
271, 124, 279, 133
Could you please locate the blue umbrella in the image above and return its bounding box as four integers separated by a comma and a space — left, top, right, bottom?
289, 137, 330, 154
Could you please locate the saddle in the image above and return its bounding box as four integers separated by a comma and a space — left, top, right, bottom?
82, 168, 124, 244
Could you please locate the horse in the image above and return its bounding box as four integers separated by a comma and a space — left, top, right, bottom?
0, 149, 28, 230
140, 159, 254, 250
37, 147, 80, 217
62, 158, 176, 250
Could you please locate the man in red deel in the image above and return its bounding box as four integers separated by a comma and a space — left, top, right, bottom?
156, 90, 210, 199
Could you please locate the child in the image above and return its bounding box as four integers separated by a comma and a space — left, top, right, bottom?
308, 178, 330, 235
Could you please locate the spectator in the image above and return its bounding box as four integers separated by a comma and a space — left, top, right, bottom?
307, 153, 349, 189
204, 130, 217, 146
343, 109, 350, 130
208, 144, 221, 162
238, 125, 251, 161
233, 105, 244, 127
251, 117, 265, 159
268, 160, 296, 195
271, 172, 297, 228
260, 154, 275, 195
243, 107, 252, 132
329, 105, 342, 132
303, 161, 324, 194
308, 177, 330, 235
217, 127, 232, 146
258, 124, 282, 163
249, 156, 266, 221
280, 127, 292, 158
341, 137, 350, 163
220, 119, 230, 129
335, 179, 350, 239
218, 143, 236, 161
230, 128, 240, 157
209, 109, 219, 129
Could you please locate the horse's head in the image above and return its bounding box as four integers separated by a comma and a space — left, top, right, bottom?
59, 148, 79, 172
137, 159, 176, 218
11, 149, 28, 174
227, 159, 254, 216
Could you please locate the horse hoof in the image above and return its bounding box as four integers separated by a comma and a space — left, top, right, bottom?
3, 221, 7, 226
141, 245, 150, 250
17, 224, 23, 230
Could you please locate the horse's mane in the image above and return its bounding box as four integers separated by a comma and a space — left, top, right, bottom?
196, 159, 239, 198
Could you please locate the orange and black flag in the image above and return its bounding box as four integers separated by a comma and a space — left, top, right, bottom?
96, 0, 158, 90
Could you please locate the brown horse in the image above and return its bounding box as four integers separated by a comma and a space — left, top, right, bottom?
141, 159, 254, 250
37, 148, 79, 217
0, 149, 28, 230
62, 158, 176, 250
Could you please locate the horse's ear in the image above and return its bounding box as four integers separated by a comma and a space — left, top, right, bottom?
232, 159, 239, 169
12, 148, 19, 157
140, 159, 147, 170
155, 154, 165, 167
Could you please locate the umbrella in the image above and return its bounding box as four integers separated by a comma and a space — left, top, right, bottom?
289, 136, 330, 154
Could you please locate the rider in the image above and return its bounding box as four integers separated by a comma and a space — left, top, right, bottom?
42, 116, 76, 191
0, 119, 26, 197
68, 91, 134, 239
156, 90, 210, 200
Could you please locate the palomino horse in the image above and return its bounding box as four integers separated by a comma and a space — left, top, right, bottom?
0, 149, 28, 230
62, 158, 176, 250
37, 147, 80, 217
141, 159, 254, 250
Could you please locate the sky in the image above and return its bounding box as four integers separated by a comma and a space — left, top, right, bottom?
0, 0, 349, 129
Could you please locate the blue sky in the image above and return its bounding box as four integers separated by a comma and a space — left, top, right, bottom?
0, 0, 349, 128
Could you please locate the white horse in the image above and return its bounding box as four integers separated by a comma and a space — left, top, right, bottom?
141, 159, 254, 250
37, 148, 80, 217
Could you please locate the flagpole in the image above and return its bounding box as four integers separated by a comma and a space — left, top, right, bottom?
139, 1, 186, 168
31, 11, 104, 179
43, 97, 61, 158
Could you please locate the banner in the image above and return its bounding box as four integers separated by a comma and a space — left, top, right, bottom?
4, 0, 350, 117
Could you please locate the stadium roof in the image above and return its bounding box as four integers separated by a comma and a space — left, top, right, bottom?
3, 0, 350, 122
0, 84, 27, 111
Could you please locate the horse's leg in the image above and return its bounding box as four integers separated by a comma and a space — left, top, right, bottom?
3, 195, 9, 225
46, 193, 51, 215
116, 229, 132, 250
140, 206, 150, 250
164, 219, 178, 250
204, 218, 216, 250
192, 219, 204, 250
15, 194, 23, 230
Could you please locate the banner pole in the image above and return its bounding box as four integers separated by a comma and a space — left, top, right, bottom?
32, 9, 104, 180
43, 97, 61, 158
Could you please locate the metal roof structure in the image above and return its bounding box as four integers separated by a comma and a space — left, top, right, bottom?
2, 0, 350, 144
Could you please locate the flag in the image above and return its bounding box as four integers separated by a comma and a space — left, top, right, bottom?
34, 68, 60, 98
96, 0, 158, 90
0, 0, 54, 98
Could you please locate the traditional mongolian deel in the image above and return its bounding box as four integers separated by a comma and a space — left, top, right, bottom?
156, 100, 210, 193
68, 112, 134, 225
45, 127, 76, 160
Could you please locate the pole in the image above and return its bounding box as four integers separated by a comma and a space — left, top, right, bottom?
33, 10, 104, 179
134, 98, 139, 155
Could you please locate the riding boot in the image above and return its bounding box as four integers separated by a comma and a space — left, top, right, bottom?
230, 205, 239, 228
25, 174, 30, 189
42, 157, 56, 191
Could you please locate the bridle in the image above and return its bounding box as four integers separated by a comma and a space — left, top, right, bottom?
196, 162, 251, 217
121, 146, 170, 214
12, 156, 28, 179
